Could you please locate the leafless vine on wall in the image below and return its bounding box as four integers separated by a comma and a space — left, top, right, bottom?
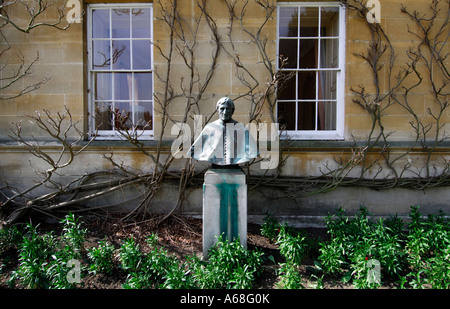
0, 0, 448, 225
0, 0, 74, 100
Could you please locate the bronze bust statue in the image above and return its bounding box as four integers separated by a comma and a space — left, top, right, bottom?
189, 97, 258, 167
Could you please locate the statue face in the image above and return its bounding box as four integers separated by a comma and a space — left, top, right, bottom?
218, 102, 234, 123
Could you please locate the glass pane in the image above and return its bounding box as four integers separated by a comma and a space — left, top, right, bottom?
299, 39, 317, 68
134, 101, 153, 130
299, 7, 318, 37
132, 8, 151, 38
317, 101, 336, 130
298, 101, 316, 130
277, 72, 296, 100
320, 39, 339, 68
279, 39, 298, 69
279, 7, 298, 37
134, 73, 153, 100
298, 71, 316, 100
94, 72, 112, 100
318, 71, 337, 100
133, 40, 152, 70
93, 40, 110, 70
114, 73, 132, 100
321, 7, 339, 37
114, 102, 132, 130
95, 101, 113, 130
112, 9, 130, 38
112, 40, 131, 70
92, 9, 110, 39
277, 101, 296, 131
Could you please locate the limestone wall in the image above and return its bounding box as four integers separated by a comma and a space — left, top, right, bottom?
0, 0, 448, 224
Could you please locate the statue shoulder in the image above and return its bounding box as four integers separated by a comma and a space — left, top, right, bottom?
199, 120, 221, 136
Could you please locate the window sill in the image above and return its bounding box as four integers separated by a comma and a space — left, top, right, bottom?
280, 130, 344, 141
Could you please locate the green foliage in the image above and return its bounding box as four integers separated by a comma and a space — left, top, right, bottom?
118, 237, 143, 272
403, 206, 450, 288
60, 212, 87, 259
100, 233, 265, 289
277, 262, 303, 289
11, 224, 57, 288
318, 206, 406, 285
188, 236, 263, 289
0, 225, 22, 252
317, 206, 450, 289
146, 234, 190, 289
2, 207, 450, 290
277, 224, 307, 266
6, 213, 88, 289
260, 213, 280, 242
121, 233, 191, 289
275, 224, 310, 289
87, 239, 115, 275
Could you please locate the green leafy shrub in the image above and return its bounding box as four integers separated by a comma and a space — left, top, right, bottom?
121, 234, 189, 289
188, 236, 263, 289
142, 233, 187, 289
318, 206, 450, 289
11, 224, 57, 288
88, 239, 116, 275
118, 237, 143, 272
318, 207, 407, 287
277, 262, 303, 289
277, 224, 307, 266
60, 212, 87, 259
404, 206, 450, 288
261, 213, 280, 242
275, 224, 310, 289
0, 225, 22, 252
7, 214, 88, 289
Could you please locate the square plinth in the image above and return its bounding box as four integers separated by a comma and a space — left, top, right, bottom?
202, 168, 247, 258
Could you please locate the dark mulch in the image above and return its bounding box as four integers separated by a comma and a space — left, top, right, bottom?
0, 213, 350, 289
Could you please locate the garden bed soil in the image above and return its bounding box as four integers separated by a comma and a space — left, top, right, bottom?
0, 214, 390, 289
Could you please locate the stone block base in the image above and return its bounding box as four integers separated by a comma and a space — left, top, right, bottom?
202, 168, 247, 257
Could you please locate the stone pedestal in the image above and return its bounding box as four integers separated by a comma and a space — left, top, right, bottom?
202, 168, 247, 257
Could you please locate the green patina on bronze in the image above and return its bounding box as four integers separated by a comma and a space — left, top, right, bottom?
216, 182, 239, 241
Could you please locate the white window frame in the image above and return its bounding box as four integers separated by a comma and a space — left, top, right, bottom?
87, 3, 154, 140
277, 2, 346, 140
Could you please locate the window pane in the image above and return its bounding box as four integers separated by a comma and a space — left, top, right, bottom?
90, 5, 154, 136
318, 71, 337, 100
298, 71, 316, 100
92, 9, 110, 38
114, 102, 132, 130
134, 73, 153, 100
135, 101, 153, 130
132, 8, 151, 38
277, 4, 341, 136
321, 7, 339, 37
299, 7, 318, 37
279, 7, 298, 37
318, 101, 336, 130
114, 73, 132, 100
93, 40, 110, 70
95, 101, 113, 130
298, 101, 315, 130
277, 72, 296, 100
277, 101, 296, 130
112, 40, 131, 70
299, 39, 317, 68
94, 72, 112, 100
112, 9, 130, 38
279, 39, 297, 69
320, 39, 339, 68
133, 40, 152, 70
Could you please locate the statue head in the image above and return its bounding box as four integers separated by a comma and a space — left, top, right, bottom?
216, 97, 235, 123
